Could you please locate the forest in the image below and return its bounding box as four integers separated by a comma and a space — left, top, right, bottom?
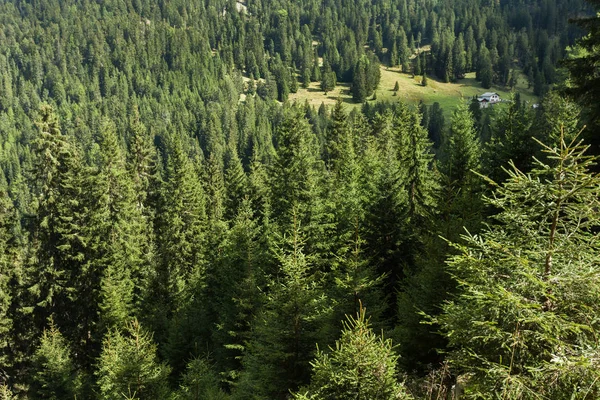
0, 0, 599, 398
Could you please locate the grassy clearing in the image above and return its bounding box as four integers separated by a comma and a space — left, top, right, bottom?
288, 82, 354, 108
289, 66, 538, 115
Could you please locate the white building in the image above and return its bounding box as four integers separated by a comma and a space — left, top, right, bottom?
477, 92, 501, 108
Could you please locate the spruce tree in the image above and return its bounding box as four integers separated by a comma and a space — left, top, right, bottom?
269, 107, 331, 260
224, 143, 249, 220
0, 384, 16, 400
441, 103, 481, 185
563, 0, 600, 130
395, 103, 482, 372
485, 93, 535, 182
150, 133, 207, 343
97, 319, 171, 400
31, 104, 97, 364
30, 321, 81, 399
0, 172, 16, 369
294, 306, 412, 400
325, 98, 350, 171
327, 103, 386, 329
93, 118, 148, 330
362, 111, 409, 320
234, 216, 329, 400
436, 133, 600, 398
175, 357, 229, 400
478, 44, 493, 89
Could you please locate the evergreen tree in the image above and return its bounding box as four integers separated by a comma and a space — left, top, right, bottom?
93, 118, 148, 330
351, 63, 368, 103
478, 44, 494, 89
452, 34, 467, 80
235, 217, 329, 400
0, 385, 16, 400
97, 319, 171, 400
224, 144, 249, 220
564, 0, 600, 136
175, 357, 229, 400
150, 133, 207, 342
294, 306, 412, 400
325, 99, 350, 171
31, 104, 97, 364
320, 62, 336, 94
397, 28, 411, 72
441, 103, 481, 185
30, 321, 80, 399
0, 172, 16, 369
395, 103, 482, 371
269, 107, 331, 258
436, 133, 600, 398
485, 93, 535, 182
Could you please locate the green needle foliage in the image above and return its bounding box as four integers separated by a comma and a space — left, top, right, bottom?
294, 305, 412, 400
0, 385, 16, 400
436, 132, 600, 399
175, 357, 229, 400
30, 320, 81, 399
97, 319, 171, 400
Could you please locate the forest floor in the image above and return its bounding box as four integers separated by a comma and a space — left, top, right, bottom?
289, 66, 538, 115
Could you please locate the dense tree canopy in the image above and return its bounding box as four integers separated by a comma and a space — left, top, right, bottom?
0, 0, 596, 398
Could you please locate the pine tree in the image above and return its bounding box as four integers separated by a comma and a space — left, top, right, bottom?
97, 319, 171, 400
293, 306, 412, 400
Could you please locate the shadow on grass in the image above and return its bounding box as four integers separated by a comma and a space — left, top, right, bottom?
326, 95, 358, 105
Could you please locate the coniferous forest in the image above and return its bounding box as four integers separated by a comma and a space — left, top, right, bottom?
0, 0, 600, 398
